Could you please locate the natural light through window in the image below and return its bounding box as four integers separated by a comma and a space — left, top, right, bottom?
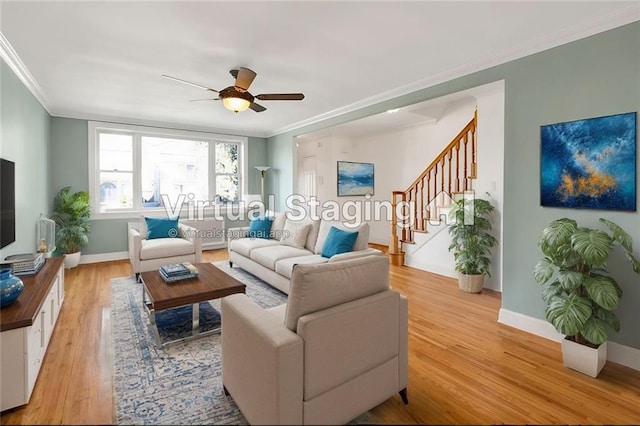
88, 122, 247, 217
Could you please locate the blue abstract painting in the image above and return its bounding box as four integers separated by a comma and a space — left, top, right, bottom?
540, 112, 636, 211
337, 161, 374, 196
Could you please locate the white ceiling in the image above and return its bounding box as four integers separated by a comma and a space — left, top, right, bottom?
1, 1, 638, 138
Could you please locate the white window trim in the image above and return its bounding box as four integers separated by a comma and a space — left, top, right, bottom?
88, 121, 248, 220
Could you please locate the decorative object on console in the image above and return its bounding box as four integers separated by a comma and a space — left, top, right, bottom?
0, 267, 24, 307
51, 186, 92, 269
447, 196, 498, 293
37, 215, 56, 255
4, 253, 45, 276
533, 217, 640, 377
540, 111, 636, 211
337, 161, 374, 196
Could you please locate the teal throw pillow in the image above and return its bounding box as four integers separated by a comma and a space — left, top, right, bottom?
248, 217, 273, 239
145, 216, 179, 239
321, 226, 359, 258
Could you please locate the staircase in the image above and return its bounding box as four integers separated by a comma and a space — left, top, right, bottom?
389, 110, 478, 266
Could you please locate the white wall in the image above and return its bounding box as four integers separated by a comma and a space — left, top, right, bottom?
295, 80, 505, 290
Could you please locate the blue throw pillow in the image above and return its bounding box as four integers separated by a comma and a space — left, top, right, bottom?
248, 217, 273, 239
145, 216, 179, 239
321, 226, 359, 258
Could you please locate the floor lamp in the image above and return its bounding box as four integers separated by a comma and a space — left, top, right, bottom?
255, 166, 271, 205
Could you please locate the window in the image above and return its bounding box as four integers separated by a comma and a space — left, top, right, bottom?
89, 122, 247, 217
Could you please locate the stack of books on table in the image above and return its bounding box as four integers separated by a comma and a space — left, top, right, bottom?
4, 253, 46, 276
159, 262, 199, 283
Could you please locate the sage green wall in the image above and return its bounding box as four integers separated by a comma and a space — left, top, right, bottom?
49, 117, 266, 254
0, 60, 51, 260
266, 22, 640, 348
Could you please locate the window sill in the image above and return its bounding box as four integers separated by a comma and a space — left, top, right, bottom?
91, 205, 249, 221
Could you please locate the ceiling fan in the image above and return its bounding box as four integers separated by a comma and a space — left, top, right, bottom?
162, 67, 304, 113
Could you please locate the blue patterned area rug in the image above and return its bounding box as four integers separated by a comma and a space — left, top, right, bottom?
111, 261, 286, 425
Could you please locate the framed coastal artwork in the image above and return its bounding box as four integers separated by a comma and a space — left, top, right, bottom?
337, 161, 374, 196
540, 112, 636, 211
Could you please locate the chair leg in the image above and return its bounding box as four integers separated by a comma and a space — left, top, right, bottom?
399, 388, 408, 405
229, 261, 233, 268
135, 273, 140, 282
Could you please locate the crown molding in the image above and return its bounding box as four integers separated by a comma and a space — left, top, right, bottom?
53, 108, 270, 139
0, 31, 51, 114
269, 4, 640, 138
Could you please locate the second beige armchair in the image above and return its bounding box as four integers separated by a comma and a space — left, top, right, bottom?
221, 255, 408, 425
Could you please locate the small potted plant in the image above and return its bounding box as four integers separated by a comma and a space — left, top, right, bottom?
51, 186, 92, 269
533, 218, 639, 377
447, 195, 498, 293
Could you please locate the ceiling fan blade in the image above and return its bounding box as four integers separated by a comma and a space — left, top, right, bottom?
234, 67, 257, 91
256, 93, 305, 101
249, 102, 266, 112
188, 98, 219, 102
162, 74, 218, 92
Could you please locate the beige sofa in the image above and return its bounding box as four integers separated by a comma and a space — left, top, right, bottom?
227, 213, 381, 294
222, 255, 408, 425
128, 220, 202, 277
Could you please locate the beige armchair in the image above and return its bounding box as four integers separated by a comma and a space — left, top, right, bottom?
127, 220, 202, 278
221, 255, 408, 425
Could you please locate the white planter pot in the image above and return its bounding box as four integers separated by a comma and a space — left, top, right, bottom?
63, 252, 81, 269
457, 273, 484, 293
561, 337, 607, 378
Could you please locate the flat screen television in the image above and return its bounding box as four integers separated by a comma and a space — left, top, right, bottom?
1, 158, 16, 249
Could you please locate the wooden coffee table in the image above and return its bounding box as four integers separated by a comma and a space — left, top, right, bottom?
140, 263, 246, 348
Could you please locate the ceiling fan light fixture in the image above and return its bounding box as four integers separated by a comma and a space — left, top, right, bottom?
222, 96, 251, 112
220, 87, 253, 112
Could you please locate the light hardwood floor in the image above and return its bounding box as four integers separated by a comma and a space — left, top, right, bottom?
2, 248, 639, 424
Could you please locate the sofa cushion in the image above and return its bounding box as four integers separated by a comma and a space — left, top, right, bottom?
229, 238, 280, 258
250, 245, 314, 270
266, 303, 287, 321
284, 255, 389, 331
303, 218, 321, 252
321, 226, 359, 258
275, 254, 329, 279
314, 221, 370, 254
280, 220, 311, 249
268, 211, 287, 239
248, 217, 273, 239
140, 237, 194, 260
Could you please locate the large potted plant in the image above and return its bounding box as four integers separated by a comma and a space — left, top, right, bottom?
533, 218, 640, 377
51, 186, 92, 269
447, 196, 498, 293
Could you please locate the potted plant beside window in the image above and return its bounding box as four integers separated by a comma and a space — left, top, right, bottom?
533, 218, 640, 377
447, 196, 498, 293
51, 186, 92, 269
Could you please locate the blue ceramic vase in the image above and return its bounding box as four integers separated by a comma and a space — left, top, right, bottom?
0, 267, 24, 308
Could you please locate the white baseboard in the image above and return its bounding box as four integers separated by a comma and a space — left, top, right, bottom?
498, 308, 640, 371
404, 258, 456, 279
80, 251, 129, 264
78, 243, 227, 265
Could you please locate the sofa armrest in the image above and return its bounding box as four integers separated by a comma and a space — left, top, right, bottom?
328, 247, 384, 263
222, 294, 303, 425
128, 227, 142, 273
227, 226, 250, 241
178, 223, 202, 262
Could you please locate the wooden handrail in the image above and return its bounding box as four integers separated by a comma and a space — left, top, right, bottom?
389, 110, 477, 264
403, 113, 476, 193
